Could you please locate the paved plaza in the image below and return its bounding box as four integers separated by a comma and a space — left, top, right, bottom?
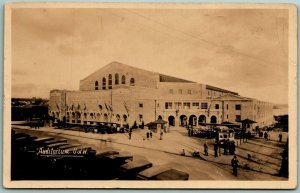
12, 125, 288, 180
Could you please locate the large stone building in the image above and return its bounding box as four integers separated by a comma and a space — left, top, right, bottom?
49, 61, 274, 130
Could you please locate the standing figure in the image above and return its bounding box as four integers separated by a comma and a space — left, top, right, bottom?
204, 141, 208, 156
150, 130, 153, 138
146, 132, 149, 140
214, 142, 219, 157
279, 133, 283, 142
231, 155, 239, 176
160, 131, 163, 140
129, 131, 132, 140
264, 132, 268, 141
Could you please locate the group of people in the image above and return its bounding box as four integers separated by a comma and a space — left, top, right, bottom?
146, 130, 153, 139
209, 141, 236, 157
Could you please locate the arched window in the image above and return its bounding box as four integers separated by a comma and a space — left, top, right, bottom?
108, 74, 112, 89
115, 73, 119, 85
102, 77, 106, 90
130, 78, 135, 86
95, 81, 98, 90
122, 75, 126, 84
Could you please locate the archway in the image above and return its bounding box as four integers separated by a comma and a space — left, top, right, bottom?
199, 115, 206, 124
210, 116, 217, 124
189, 115, 197, 126
168, 116, 175, 126
123, 114, 128, 123
116, 114, 121, 122
103, 113, 108, 122
179, 115, 187, 127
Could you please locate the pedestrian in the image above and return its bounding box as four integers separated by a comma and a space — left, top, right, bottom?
150, 130, 153, 138
160, 131, 163, 140
231, 155, 239, 176
224, 141, 228, 155
204, 141, 208, 156
232, 142, 236, 155
188, 128, 191, 136
279, 133, 283, 142
264, 132, 268, 140
146, 132, 149, 140
129, 131, 132, 140
214, 142, 219, 157
267, 132, 271, 141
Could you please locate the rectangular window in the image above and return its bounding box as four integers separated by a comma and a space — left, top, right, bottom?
227, 104, 229, 110
139, 114, 143, 119
183, 102, 191, 109
165, 102, 172, 109
215, 104, 219, 109
188, 90, 192, 94
235, 115, 241, 122
192, 102, 199, 108
179, 89, 182, 94
227, 115, 228, 119
235, 104, 241, 110
201, 103, 208, 109
175, 102, 182, 109
169, 89, 174, 94
139, 103, 143, 108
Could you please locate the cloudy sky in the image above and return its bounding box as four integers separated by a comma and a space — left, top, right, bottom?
11, 8, 288, 104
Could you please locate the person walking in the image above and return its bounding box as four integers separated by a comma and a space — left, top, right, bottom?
150, 130, 153, 138
231, 155, 239, 176
204, 141, 208, 156
279, 133, 283, 142
146, 132, 149, 140
264, 132, 268, 141
160, 131, 163, 140
214, 142, 219, 157
128, 131, 132, 140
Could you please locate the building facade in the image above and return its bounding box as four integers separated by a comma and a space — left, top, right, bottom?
49, 62, 274, 130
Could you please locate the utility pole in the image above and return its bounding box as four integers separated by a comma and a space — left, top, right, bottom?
110, 88, 112, 123
154, 100, 157, 120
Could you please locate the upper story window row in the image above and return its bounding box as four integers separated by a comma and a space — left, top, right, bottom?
95, 73, 135, 90
169, 89, 194, 95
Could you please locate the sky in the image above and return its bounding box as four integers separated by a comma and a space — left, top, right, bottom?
11, 8, 289, 104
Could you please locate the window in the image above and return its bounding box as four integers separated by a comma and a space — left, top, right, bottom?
226, 104, 228, 110
188, 90, 192, 94
227, 114, 228, 119
95, 81, 98, 90
102, 77, 106, 90
139, 103, 143, 108
179, 89, 182, 94
235, 104, 241, 110
192, 102, 199, 108
201, 103, 208, 109
165, 102, 172, 109
139, 114, 143, 119
183, 102, 190, 109
175, 102, 182, 109
130, 78, 135, 86
235, 115, 241, 122
169, 89, 174, 94
108, 74, 112, 89
122, 75, 126, 84
115, 73, 119, 85
215, 104, 219, 109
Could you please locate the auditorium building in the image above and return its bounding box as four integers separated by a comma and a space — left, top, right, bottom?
49, 61, 274, 130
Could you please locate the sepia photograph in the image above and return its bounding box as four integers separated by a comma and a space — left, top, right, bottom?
3, 2, 297, 189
